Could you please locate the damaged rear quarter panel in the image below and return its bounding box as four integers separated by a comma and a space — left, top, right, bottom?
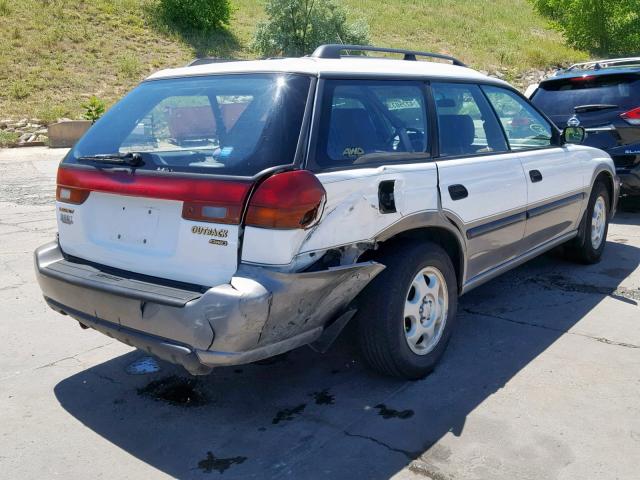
240, 164, 439, 267
244, 262, 386, 347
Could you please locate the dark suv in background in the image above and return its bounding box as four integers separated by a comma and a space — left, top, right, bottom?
529, 58, 640, 196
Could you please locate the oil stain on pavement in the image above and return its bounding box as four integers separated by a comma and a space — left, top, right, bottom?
137, 376, 208, 407
272, 404, 306, 424
197, 451, 247, 474
312, 389, 335, 405
374, 404, 414, 419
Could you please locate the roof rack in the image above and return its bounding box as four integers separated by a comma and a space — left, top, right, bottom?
187, 57, 235, 67
565, 56, 640, 72
310, 44, 467, 67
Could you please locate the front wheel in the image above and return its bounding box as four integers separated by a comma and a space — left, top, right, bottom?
355, 241, 458, 380
566, 181, 610, 264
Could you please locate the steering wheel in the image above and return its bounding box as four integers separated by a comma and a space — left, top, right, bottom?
389, 127, 414, 152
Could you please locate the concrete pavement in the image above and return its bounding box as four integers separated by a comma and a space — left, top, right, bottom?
1, 147, 639, 479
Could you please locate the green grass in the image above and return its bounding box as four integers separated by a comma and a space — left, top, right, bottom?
0, 130, 19, 147
0, 0, 588, 121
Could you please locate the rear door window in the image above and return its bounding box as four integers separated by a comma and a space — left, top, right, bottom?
482, 85, 554, 150
431, 82, 508, 157
315, 80, 429, 167
65, 74, 311, 177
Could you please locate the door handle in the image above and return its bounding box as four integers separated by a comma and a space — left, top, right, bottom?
529, 170, 543, 183
448, 184, 468, 201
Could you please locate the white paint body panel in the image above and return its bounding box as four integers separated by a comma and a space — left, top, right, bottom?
436, 152, 528, 279
519, 146, 587, 242
57, 192, 239, 286
241, 163, 439, 267
437, 152, 528, 224
148, 57, 505, 86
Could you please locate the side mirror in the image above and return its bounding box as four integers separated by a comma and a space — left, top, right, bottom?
562, 126, 586, 144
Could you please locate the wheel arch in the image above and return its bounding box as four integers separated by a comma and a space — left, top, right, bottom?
363, 216, 466, 292
593, 170, 616, 214
588, 162, 618, 216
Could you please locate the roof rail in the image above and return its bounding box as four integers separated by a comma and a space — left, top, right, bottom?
566, 56, 640, 71
187, 57, 235, 67
310, 44, 467, 67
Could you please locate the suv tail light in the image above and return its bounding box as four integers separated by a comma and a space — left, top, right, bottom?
56, 185, 90, 204
621, 107, 640, 126
56, 169, 90, 204
56, 166, 252, 223
245, 170, 326, 229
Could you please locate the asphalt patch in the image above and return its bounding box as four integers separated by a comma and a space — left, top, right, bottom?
138, 376, 207, 407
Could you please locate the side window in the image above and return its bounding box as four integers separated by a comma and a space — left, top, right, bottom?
432, 83, 508, 157
316, 80, 428, 167
482, 85, 554, 150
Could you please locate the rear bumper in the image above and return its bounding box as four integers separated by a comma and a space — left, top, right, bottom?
618, 170, 640, 194
35, 241, 383, 374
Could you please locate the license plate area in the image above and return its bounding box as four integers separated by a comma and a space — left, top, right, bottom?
110, 205, 160, 247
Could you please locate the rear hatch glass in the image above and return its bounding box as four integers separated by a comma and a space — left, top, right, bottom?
57, 74, 310, 286
531, 73, 640, 128
65, 74, 311, 176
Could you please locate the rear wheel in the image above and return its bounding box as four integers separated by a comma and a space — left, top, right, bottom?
567, 181, 610, 264
355, 241, 458, 379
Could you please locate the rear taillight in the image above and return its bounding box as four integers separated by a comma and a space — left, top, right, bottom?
182, 202, 244, 224
56, 169, 90, 204
56, 185, 90, 204
56, 166, 252, 223
621, 107, 640, 126
245, 170, 326, 229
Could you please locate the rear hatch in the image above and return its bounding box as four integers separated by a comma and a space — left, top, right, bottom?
56, 73, 311, 286
531, 73, 640, 158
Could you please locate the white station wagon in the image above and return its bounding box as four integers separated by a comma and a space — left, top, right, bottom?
35, 45, 618, 379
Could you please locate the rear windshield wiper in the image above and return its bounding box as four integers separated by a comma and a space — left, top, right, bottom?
77, 152, 145, 166
574, 104, 619, 113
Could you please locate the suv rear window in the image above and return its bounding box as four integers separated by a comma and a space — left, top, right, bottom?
64, 74, 311, 177
531, 74, 640, 117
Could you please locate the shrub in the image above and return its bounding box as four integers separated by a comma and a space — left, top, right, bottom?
530, 0, 640, 55
252, 0, 370, 57
160, 0, 231, 32
82, 96, 106, 123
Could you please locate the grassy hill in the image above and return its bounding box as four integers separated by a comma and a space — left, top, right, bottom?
0, 0, 588, 121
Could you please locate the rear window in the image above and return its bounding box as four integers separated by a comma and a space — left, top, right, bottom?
531, 74, 640, 117
64, 74, 311, 176
315, 80, 429, 168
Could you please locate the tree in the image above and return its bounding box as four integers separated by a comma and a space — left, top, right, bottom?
530, 0, 640, 55
160, 0, 231, 32
252, 0, 370, 57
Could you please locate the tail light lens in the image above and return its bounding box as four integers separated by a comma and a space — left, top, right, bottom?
621, 107, 640, 126
55, 166, 252, 223
245, 170, 326, 229
56, 169, 90, 204
56, 185, 90, 204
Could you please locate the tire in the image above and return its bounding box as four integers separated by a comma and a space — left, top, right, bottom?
355, 241, 458, 380
567, 181, 610, 264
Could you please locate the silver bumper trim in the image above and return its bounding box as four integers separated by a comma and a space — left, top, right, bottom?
35, 241, 384, 373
